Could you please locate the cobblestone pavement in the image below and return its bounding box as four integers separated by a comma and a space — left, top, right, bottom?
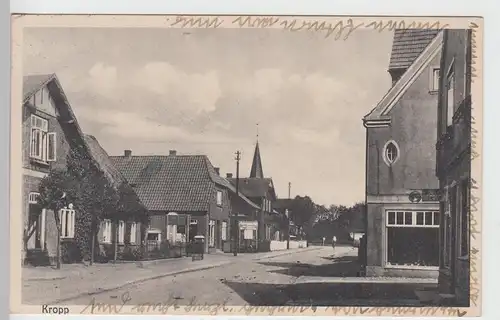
36, 245, 437, 307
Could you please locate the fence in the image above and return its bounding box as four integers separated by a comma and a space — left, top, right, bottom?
142, 240, 187, 260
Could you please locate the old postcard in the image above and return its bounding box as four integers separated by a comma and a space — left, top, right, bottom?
10, 15, 483, 317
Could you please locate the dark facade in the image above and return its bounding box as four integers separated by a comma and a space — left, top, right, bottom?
363, 30, 443, 277
435, 29, 472, 306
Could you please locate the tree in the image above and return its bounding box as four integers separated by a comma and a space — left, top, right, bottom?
289, 196, 316, 230
37, 169, 76, 269
37, 146, 121, 268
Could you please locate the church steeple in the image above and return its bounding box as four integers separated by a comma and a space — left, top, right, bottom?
249, 123, 264, 178
250, 141, 264, 178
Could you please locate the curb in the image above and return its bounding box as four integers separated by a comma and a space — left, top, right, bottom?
252, 246, 323, 261
49, 260, 234, 304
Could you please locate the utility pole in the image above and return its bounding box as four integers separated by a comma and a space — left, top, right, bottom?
288, 182, 291, 199
233, 151, 241, 256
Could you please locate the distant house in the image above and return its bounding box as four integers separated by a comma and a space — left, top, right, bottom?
111, 150, 251, 254
83, 135, 148, 260
227, 141, 282, 250
362, 30, 443, 277
435, 29, 472, 306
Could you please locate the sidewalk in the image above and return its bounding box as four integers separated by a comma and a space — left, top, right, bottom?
22, 246, 319, 305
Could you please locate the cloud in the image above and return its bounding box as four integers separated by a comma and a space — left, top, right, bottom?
76, 106, 238, 145
133, 62, 222, 114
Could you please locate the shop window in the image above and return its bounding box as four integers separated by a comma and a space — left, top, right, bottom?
386, 210, 439, 267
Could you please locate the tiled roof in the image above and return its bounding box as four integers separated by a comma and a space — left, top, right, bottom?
388, 29, 440, 71
23, 74, 56, 101
110, 154, 216, 212
227, 177, 275, 199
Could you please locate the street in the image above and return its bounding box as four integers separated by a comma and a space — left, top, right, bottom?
56, 246, 436, 307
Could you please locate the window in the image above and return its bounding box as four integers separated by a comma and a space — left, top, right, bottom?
101, 219, 112, 243
216, 191, 223, 206
208, 219, 216, 247
447, 72, 455, 126
221, 221, 228, 241
386, 210, 439, 267
28, 192, 40, 204
118, 220, 125, 244
29, 115, 56, 162
59, 208, 76, 239
130, 222, 137, 244
431, 67, 440, 92
383, 141, 399, 166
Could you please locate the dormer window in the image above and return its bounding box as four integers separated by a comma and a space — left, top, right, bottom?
383, 140, 400, 166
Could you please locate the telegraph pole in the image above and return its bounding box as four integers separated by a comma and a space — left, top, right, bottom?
233, 151, 241, 256
288, 182, 291, 199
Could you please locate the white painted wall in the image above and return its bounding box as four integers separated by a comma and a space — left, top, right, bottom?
269, 240, 307, 251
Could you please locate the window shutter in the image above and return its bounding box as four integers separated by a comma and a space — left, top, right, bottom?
47, 132, 57, 162
98, 221, 104, 242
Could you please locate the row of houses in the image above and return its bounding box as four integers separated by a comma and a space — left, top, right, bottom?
22, 74, 290, 266
363, 29, 472, 305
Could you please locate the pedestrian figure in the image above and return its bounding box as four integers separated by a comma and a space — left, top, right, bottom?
332, 236, 337, 249
322, 236, 326, 246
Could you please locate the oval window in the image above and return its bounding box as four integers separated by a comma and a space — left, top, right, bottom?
385, 142, 398, 165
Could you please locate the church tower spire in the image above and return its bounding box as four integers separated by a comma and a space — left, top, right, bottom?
249, 123, 264, 178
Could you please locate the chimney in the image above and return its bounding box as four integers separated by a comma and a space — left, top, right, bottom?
169, 150, 177, 156
226, 173, 233, 178
214, 167, 220, 175
124, 150, 132, 157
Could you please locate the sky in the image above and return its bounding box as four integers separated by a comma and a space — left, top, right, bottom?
23, 26, 394, 207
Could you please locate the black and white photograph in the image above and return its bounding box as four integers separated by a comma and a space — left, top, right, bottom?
11, 15, 482, 316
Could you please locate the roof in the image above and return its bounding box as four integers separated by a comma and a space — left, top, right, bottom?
83, 135, 128, 188
84, 135, 147, 216
110, 153, 260, 212
388, 29, 441, 71
110, 154, 216, 212
23, 73, 56, 101
227, 177, 276, 200
363, 30, 444, 125
249, 142, 264, 178
206, 163, 260, 210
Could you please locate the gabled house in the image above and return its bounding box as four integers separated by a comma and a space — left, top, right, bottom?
22, 74, 104, 265
227, 141, 282, 250
83, 135, 148, 260
111, 150, 238, 254
435, 29, 472, 306
362, 30, 444, 277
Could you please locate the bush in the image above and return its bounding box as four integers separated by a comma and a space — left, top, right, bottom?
61, 241, 82, 264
